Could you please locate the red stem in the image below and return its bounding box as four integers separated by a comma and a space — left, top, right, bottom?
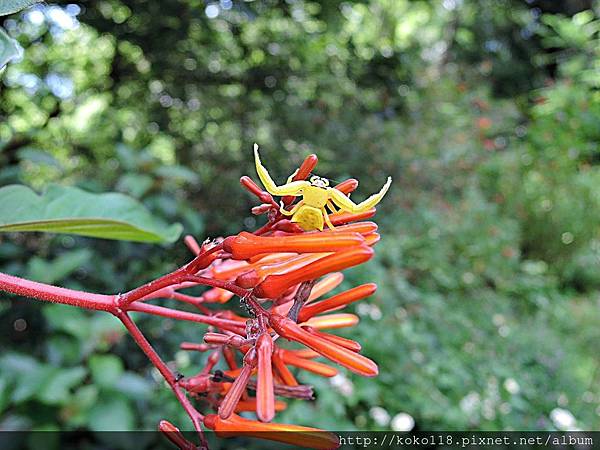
117, 311, 207, 449
0, 272, 116, 312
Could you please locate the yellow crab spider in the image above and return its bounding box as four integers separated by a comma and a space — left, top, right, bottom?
253, 144, 392, 231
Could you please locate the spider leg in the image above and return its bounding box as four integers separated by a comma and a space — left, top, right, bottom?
280, 200, 304, 216
322, 207, 335, 230
328, 176, 392, 213
254, 144, 310, 196
286, 169, 299, 184
326, 199, 339, 214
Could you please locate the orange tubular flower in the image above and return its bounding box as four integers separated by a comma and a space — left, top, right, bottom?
333, 178, 359, 194
308, 272, 344, 301
222, 231, 365, 260
298, 283, 377, 322
204, 414, 340, 450
202, 287, 234, 303
364, 232, 381, 246
254, 246, 374, 299
318, 221, 378, 236
270, 314, 378, 377
280, 350, 338, 377
304, 327, 362, 352
235, 398, 287, 413
235, 253, 325, 289
240, 175, 274, 204
329, 208, 376, 226
256, 333, 275, 422
303, 313, 360, 329
272, 349, 299, 386
218, 351, 257, 419
282, 153, 318, 206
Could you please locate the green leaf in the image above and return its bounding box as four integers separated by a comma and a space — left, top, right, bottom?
0, 0, 41, 16
88, 396, 134, 431
89, 354, 123, 389
37, 366, 87, 405
0, 184, 182, 243
0, 27, 21, 70
26, 248, 92, 284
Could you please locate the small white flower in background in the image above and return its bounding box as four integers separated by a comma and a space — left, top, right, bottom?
369, 304, 382, 321
369, 406, 390, 427
460, 391, 480, 414
391, 412, 415, 431
330, 373, 354, 397
504, 378, 520, 395
550, 408, 577, 430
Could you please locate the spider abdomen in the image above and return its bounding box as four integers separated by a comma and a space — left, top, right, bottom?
292, 205, 324, 231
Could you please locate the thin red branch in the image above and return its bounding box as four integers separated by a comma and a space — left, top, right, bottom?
0, 272, 116, 312
116, 311, 207, 449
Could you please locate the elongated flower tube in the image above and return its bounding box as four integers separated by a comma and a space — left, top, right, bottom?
308, 272, 344, 301
235, 253, 325, 289
240, 175, 275, 204
235, 398, 287, 413
303, 327, 362, 352
254, 246, 374, 298
272, 349, 298, 386
158, 420, 196, 450
256, 333, 275, 422
280, 350, 338, 377
333, 178, 359, 194
203, 414, 340, 450
303, 313, 360, 329
270, 314, 378, 377
218, 351, 256, 419
298, 283, 377, 322
317, 221, 378, 236
329, 208, 376, 226
282, 153, 318, 206
222, 231, 365, 260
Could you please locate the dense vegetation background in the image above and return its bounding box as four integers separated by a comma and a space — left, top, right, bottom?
1, 0, 599, 440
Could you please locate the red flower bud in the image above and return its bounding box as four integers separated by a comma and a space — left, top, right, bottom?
252, 203, 272, 215
218, 351, 256, 419
270, 314, 378, 377
298, 283, 377, 322
329, 208, 376, 226
180, 342, 211, 352
256, 333, 275, 422
254, 246, 374, 299
273, 219, 304, 233
240, 176, 274, 204
158, 420, 196, 450
223, 231, 365, 260
183, 235, 201, 255
202, 287, 234, 303
333, 178, 359, 194
203, 414, 340, 450
282, 153, 318, 206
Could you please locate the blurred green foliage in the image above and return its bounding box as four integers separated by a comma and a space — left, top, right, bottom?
0, 0, 599, 440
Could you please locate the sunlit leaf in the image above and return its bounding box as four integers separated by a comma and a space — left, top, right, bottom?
0, 184, 183, 243
0, 27, 21, 70
0, 0, 41, 16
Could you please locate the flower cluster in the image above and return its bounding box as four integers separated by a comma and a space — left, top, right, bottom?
162, 153, 385, 448
0, 151, 389, 450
